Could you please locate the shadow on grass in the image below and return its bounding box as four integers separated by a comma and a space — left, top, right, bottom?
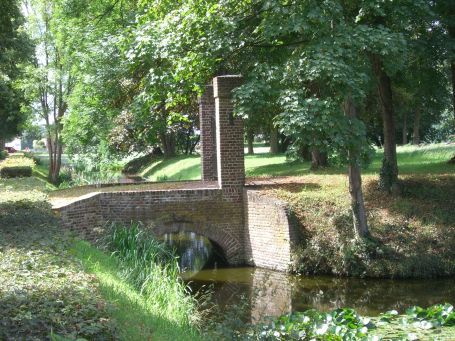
72, 241, 201, 341
249, 182, 321, 193
0, 199, 115, 340
142, 155, 200, 179
0, 280, 114, 340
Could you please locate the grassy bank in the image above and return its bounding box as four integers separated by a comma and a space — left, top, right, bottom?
0, 177, 115, 339
72, 240, 201, 341
0, 174, 201, 340
270, 173, 455, 278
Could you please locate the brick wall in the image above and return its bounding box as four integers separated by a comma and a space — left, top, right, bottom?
244, 190, 299, 271
214, 75, 245, 203
56, 187, 245, 264
55, 193, 102, 241
199, 84, 217, 182
55, 75, 300, 272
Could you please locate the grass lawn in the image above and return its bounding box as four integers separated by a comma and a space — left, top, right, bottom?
138, 143, 455, 181
73, 241, 201, 341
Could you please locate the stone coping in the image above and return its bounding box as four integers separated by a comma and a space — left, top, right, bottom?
50, 180, 219, 209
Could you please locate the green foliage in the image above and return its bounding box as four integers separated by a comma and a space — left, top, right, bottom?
247, 304, 455, 340
0, 156, 34, 178
102, 222, 201, 328
0, 150, 8, 160
0, 0, 33, 141
256, 308, 373, 340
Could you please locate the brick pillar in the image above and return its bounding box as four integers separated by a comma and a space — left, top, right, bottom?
199, 84, 217, 181
213, 75, 245, 201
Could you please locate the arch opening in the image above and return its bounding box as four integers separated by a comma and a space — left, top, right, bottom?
157, 231, 228, 279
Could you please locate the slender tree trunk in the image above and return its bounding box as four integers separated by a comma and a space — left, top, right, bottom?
451, 61, 455, 114
413, 107, 421, 145
370, 54, 399, 193
402, 111, 408, 145
50, 138, 62, 184
311, 149, 328, 170
247, 128, 254, 155
269, 126, 279, 154
344, 98, 369, 237
0, 138, 5, 150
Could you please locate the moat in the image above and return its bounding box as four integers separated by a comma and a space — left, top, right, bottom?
162, 231, 455, 320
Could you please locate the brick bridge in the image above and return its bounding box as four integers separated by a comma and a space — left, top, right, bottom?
54, 76, 299, 271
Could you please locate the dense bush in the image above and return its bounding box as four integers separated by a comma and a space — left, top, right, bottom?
0, 156, 34, 178
0, 150, 8, 160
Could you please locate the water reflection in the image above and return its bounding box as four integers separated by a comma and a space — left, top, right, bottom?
161, 231, 212, 279
160, 233, 455, 321
189, 267, 455, 321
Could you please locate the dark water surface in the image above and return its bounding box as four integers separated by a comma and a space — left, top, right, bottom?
161, 232, 455, 320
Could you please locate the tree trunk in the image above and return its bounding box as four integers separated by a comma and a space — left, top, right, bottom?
298, 145, 311, 161
160, 132, 176, 157
402, 111, 408, 145
344, 98, 369, 238
47, 135, 53, 181
269, 126, 279, 154
451, 60, 455, 114
413, 108, 421, 145
247, 128, 254, 155
311, 149, 328, 170
370, 54, 399, 193
0, 138, 5, 150
446, 36, 454, 166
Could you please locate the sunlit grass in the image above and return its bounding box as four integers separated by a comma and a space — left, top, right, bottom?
138, 143, 454, 181
72, 240, 202, 341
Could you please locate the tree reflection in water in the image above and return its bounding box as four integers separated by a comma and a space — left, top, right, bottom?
161, 231, 212, 279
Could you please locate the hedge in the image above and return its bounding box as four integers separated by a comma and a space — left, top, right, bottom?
0, 156, 34, 178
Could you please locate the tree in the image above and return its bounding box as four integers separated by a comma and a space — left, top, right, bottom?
22, 0, 75, 183
0, 0, 33, 149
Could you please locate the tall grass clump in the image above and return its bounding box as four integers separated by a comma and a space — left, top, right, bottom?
102, 222, 201, 328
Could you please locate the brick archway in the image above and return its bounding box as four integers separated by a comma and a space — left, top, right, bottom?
150, 220, 242, 263
55, 75, 299, 272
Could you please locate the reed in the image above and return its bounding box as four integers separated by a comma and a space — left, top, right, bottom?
102, 222, 201, 328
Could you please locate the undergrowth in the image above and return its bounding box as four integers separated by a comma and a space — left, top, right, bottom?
101, 223, 202, 331
273, 174, 455, 278
0, 177, 115, 340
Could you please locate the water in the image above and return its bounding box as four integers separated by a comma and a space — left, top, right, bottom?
160, 231, 215, 279
161, 232, 455, 321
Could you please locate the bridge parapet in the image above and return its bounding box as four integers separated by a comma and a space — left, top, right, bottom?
54, 75, 300, 271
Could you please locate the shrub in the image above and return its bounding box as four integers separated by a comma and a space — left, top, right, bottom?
0, 157, 34, 178
0, 150, 8, 160
23, 151, 42, 165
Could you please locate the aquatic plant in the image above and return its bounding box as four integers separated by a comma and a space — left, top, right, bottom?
251, 304, 455, 340
102, 222, 201, 328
